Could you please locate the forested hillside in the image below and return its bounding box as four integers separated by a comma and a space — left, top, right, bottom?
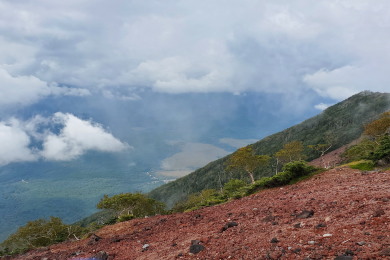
149, 91, 390, 206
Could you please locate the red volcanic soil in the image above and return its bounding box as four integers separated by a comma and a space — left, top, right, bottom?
8, 167, 390, 260
309, 145, 348, 169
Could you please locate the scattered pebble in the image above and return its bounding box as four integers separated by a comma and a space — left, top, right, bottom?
308, 241, 315, 245
221, 221, 238, 232
189, 240, 205, 254
322, 233, 332, 237
296, 210, 314, 219
356, 241, 366, 246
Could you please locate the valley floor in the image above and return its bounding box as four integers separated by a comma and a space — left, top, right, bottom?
7, 167, 390, 259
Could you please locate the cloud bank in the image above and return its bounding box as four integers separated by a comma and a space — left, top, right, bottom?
0, 113, 128, 166
159, 142, 229, 177
0, 0, 389, 107
40, 113, 129, 161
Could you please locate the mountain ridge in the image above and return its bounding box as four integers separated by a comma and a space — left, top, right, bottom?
149, 91, 390, 207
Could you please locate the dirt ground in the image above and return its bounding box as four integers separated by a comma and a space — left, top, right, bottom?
6, 165, 389, 260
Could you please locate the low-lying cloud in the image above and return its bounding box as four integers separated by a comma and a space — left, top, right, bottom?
0, 68, 90, 108
159, 142, 229, 177
40, 113, 129, 161
0, 113, 129, 166
0, 121, 37, 166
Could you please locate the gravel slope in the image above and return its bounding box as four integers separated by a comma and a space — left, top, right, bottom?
8, 167, 390, 260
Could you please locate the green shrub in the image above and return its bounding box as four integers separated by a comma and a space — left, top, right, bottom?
223, 179, 247, 199
343, 139, 377, 162
348, 160, 375, 171
282, 160, 316, 178
246, 161, 317, 195
371, 135, 390, 161
0, 217, 87, 255
171, 189, 225, 212
97, 192, 166, 218
117, 214, 135, 222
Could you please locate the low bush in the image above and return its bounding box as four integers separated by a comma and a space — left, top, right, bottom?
223, 179, 248, 199
246, 161, 317, 195
348, 160, 375, 171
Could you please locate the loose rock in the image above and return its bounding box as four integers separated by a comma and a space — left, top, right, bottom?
296, 210, 314, 219
189, 240, 205, 254
92, 251, 108, 260
373, 208, 385, 217
379, 247, 390, 256
142, 244, 150, 251
88, 234, 102, 245
334, 256, 353, 260
221, 221, 238, 232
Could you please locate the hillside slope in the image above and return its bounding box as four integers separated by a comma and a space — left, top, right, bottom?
149, 91, 390, 206
10, 167, 390, 259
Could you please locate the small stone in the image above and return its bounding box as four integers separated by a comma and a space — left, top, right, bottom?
189, 244, 205, 254
323, 233, 332, 237
270, 237, 279, 243
308, 241, 315, 245
379, 247, 390, 256
325, 216, 331, 222
142, 244, 150, 252
356, 241, 366, 246
296, 210, 314, 219
345, 249, 354, 256
221, 221, 238, 232
293, 248, 301, 253
373, 208, 385, 217
262, 215, 275, 222
288, 247, 292, 250
334, 256, 353, 260
88, 234, 102, 245
293, 223, 302, 228
316, 223, 327, 228
93, 251, 108, 260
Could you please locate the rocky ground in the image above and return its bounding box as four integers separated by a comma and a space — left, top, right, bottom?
5, 166, 390, 260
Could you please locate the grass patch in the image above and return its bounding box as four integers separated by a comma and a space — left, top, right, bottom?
347, 160, 375, 171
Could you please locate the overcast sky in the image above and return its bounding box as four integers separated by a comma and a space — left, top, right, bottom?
1, 0, 390, 166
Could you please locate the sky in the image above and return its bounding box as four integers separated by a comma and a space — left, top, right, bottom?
1, 0, 390, 170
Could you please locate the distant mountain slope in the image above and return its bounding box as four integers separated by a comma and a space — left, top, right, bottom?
149, 91, 390, 206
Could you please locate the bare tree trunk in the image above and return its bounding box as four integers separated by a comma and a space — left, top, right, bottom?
248, 171, 255, 184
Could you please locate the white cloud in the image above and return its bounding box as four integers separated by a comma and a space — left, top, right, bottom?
40, 113, 129, 161
314, 103, 332, 111
0, 68, 51, 107
159, 142, 229, 177
219, 138, 258, 149
304, 64, 390, 100
0, 68, 90, 108
0, 121, 37, 166
0, 0, 390, 104
0, 113, 129, 165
